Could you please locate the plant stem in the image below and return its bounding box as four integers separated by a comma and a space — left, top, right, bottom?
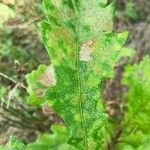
0, 72, 26, 89
107, 128, 122, 150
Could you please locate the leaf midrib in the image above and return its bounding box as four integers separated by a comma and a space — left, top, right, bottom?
71, 0, 89, 149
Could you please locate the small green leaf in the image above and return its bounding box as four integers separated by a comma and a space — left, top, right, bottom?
25, 64, 56, 105
1, 136, 26, 150
120, 56, 150, 149
0, 3, 14, 28
122, 56, 150, 131
26, 124, 76, 150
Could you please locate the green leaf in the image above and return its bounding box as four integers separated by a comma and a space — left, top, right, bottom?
115, 143, 135, 150
40, 0, 131, 149
120, 56, 150, 149
0, 3, 14, 28
25, 64, 56, 105
0, 136, 26, 150
26, 124, 76, 150
0, 146, 5, 150
138, 138, 150, 150
0, 125, 75, 150
122, 56, 150, 132
125, 1, 139, 21
119, 131, 150, 149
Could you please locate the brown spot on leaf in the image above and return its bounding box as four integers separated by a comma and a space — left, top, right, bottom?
35, 66, 56, 98
35, 89, 45, 97
79, 40, 95, 62
38, 66, 56, 87
42, 103, 54, 116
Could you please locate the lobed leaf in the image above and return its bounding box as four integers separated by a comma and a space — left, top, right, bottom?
26, 124, 76, 150
40, 0, 132, 149
25, 64, 56, 105
120, 56, 150, 149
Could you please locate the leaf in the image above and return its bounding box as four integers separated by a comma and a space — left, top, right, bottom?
7, 136, 26, 150
120, 56, 150, 149
115, 143, 135, 150
26, 124, 76, 150
0, 3, 14, 28
25, 64, 56, 105
0, 146, 5, 150
137, 138, 150, 150
0, 125, 75, 150
0, 136, 26, 150
118, 131, 150, 149
40, 0, 132, 149
122, 56, 150, 132
125, 1, 139, 21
